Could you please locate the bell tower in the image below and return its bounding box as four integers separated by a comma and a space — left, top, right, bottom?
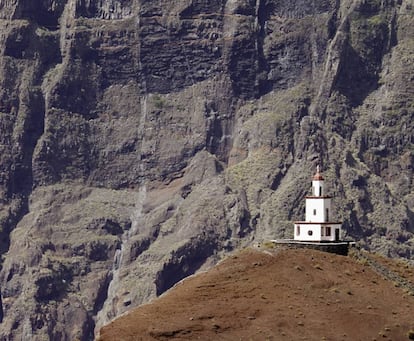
294, 166, 342, 242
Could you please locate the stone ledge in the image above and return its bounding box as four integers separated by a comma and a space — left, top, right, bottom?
269, 239, 356, 256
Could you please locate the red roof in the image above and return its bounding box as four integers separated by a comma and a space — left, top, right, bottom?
313, 165, 324, 180
313, 172, 324, 180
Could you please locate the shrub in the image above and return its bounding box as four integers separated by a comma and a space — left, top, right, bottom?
262, 241, 275, 249
153, 94, 165, 109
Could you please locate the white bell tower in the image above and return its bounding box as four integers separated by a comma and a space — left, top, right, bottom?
294, 166, 342, 242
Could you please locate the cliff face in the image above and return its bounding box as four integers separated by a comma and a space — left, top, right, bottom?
0, 0, 413, 339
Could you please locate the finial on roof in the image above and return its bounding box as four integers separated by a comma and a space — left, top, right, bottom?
313, 164, 324, 181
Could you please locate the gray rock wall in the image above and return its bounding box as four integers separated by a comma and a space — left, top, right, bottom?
0, 0, 413, 339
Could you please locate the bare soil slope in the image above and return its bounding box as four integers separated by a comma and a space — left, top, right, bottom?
98, 248, 414, 341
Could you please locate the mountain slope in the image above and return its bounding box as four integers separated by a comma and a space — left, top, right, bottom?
0, 0, 413, 339
98, 247, 414, 340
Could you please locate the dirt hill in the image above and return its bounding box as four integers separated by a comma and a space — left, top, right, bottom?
98, 247, 414, 341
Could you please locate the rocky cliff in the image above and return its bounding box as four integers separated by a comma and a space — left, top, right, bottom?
0, 0, 413, 340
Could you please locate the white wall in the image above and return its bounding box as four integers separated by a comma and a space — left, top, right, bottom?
294, 224, 322, 241
320, 224, 342, 241
294, 223, 342, 242
305, 198, 331, 222
312, 180, 324, 196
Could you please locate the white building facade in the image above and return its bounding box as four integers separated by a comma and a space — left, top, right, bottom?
294, 166, 342, 242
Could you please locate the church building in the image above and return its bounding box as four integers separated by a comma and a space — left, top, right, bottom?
294, 166, 342, 242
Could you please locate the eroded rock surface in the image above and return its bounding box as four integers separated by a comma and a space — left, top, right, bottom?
0, 0, 413, 339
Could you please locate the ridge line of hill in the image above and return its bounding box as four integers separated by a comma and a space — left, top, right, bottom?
350, 248, 414, 296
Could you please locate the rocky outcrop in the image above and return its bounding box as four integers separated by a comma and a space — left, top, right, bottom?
0, 0, 413, 340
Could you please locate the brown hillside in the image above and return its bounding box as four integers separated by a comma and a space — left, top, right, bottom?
98, 248, 414, 341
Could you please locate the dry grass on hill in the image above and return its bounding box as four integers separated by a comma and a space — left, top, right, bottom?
98, 248, 414, 341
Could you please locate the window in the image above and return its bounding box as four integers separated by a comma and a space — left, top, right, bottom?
321, 227, 325, 236
313, 209, 316, 215
308, 230, 313, 236
326, 208, 329, 221
326, 226, 331, 236
296, 226, 300, 236
319, 186, 322, 196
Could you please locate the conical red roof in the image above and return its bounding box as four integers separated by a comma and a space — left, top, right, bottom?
313, 165, 324, 180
